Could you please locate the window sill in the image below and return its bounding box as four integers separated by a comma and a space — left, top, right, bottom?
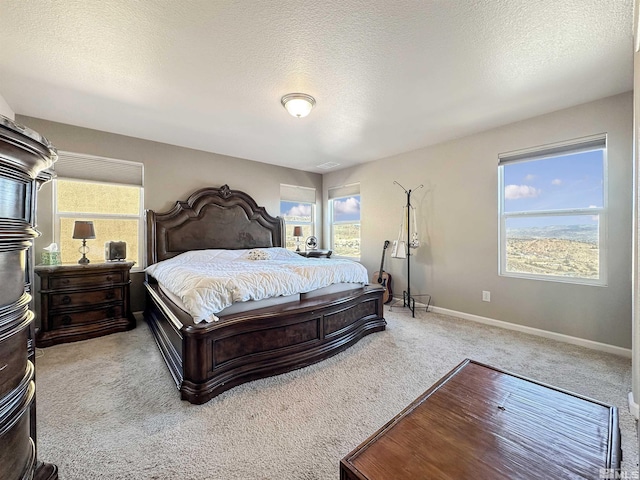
499, 271, 607, 287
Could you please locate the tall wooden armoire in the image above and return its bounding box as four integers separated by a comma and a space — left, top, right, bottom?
0, 115, 58, 479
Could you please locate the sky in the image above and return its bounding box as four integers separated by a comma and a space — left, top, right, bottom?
332, 196, 361, 222
281, 201, 312, 220
503, 149, 603, 228
281, 196, 361, 223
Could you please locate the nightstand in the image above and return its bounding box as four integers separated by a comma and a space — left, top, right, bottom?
35, 262, 135, 347
296, 249, 332, 258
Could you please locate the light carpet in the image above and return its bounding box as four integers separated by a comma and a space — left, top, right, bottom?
35, 307, 639, 479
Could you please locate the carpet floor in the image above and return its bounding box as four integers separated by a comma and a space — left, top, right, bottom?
35, 307, 638, 479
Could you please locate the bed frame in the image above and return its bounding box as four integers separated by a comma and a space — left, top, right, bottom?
144, 185, 386, 404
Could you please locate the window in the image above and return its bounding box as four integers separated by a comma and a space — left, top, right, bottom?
53, 152, 144, 269
280, 184, 316, 250
498, 135, 606, 284
329, 183, 360, 258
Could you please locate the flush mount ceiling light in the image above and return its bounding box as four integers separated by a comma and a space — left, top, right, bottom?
281, 93, 316, 118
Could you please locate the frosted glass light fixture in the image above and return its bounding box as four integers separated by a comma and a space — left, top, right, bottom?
281, 93, 316, 118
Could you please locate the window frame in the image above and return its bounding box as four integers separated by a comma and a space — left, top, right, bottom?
53, 178, 145, 272
280, 200, 316, 251
329, 193, 361, 260
279, 184, 317, 251
497, 134, 608, 286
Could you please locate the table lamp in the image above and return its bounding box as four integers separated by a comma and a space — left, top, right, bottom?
293, 226, 303, 252
72, 220, 96, 264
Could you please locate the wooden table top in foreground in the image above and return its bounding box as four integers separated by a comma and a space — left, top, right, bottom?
340, 359, 621, 480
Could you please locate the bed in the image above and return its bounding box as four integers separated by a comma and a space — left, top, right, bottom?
143, 184, 386, 404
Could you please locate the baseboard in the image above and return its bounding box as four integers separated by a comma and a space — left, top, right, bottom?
429, 306, 632, 358
628, 392, 639, 419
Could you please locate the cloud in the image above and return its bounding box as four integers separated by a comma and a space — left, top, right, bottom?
504, 184, 541, 200
551, 178, 562, 186
524, 174, 536, 182
334, 197, 360, 215
285, 204, 312, 217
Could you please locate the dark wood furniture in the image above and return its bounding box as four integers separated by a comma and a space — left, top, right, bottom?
341, 359, 621, 480
297, 249, 332, 258
35, 262, 135, 347
144, 185, 386, 404
0, 116, 58, 479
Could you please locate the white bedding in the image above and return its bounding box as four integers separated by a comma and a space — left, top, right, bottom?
145, 247, 368, 323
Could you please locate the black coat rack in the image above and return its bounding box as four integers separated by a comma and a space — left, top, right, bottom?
393, 181, 430, 317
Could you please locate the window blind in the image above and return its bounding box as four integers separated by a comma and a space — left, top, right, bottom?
498, 134, 606, 165
54, 151, 144, 187
328, 183, 360, 199
280, 184, 316, 203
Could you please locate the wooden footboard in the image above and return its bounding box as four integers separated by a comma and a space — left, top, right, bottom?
144, 280, 386, 404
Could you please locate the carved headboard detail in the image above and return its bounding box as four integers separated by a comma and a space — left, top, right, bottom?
146, 185, 285, 265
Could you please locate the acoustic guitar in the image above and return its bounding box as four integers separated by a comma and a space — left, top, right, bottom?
372, 240, 393, 304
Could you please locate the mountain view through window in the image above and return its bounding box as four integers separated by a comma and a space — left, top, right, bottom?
500, 144, 605, 283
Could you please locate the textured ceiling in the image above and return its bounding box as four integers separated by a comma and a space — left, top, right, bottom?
0, 1, 633, 173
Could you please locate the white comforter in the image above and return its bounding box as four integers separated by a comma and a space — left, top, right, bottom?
145, 247, 368, 323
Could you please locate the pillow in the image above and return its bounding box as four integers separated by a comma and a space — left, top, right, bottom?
245, 249, 271, 260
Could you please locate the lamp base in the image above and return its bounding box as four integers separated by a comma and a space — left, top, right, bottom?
77, 239, 90, 264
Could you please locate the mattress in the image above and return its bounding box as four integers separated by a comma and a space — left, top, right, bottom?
159, 281, 363, 318
145, 247, 368, 323
159, 283, 301, 316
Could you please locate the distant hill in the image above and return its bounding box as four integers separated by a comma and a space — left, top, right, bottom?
506, 224, 598, 244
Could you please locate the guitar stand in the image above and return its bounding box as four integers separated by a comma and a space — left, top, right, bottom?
390, 291, 431, 316
389, 181, 431, 318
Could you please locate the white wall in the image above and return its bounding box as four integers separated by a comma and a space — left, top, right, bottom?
324, 92, 633, 349
0, 93, 14, 120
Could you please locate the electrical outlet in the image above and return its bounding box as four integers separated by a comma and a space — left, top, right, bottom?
482, 291, 491, 302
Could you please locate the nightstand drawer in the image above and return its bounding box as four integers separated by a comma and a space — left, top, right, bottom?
50, 271, 124, 289
50, 305, 124, 329
49, 288, 122, 308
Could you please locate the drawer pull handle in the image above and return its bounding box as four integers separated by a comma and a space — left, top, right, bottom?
106, 291, 115, 300
61, 295, 71, 305
0, 364, 7, 372
62, 279, 70, 284
106, 308, 116, 318
106, 275, 113, 281
61, 315, 72, 326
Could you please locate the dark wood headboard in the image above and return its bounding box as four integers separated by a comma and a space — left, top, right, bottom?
146, 184, 285, 265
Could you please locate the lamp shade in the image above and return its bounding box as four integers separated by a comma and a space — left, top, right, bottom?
293, 226, 303, 237
281, 93, 316, 118
72, 221, 96, 239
